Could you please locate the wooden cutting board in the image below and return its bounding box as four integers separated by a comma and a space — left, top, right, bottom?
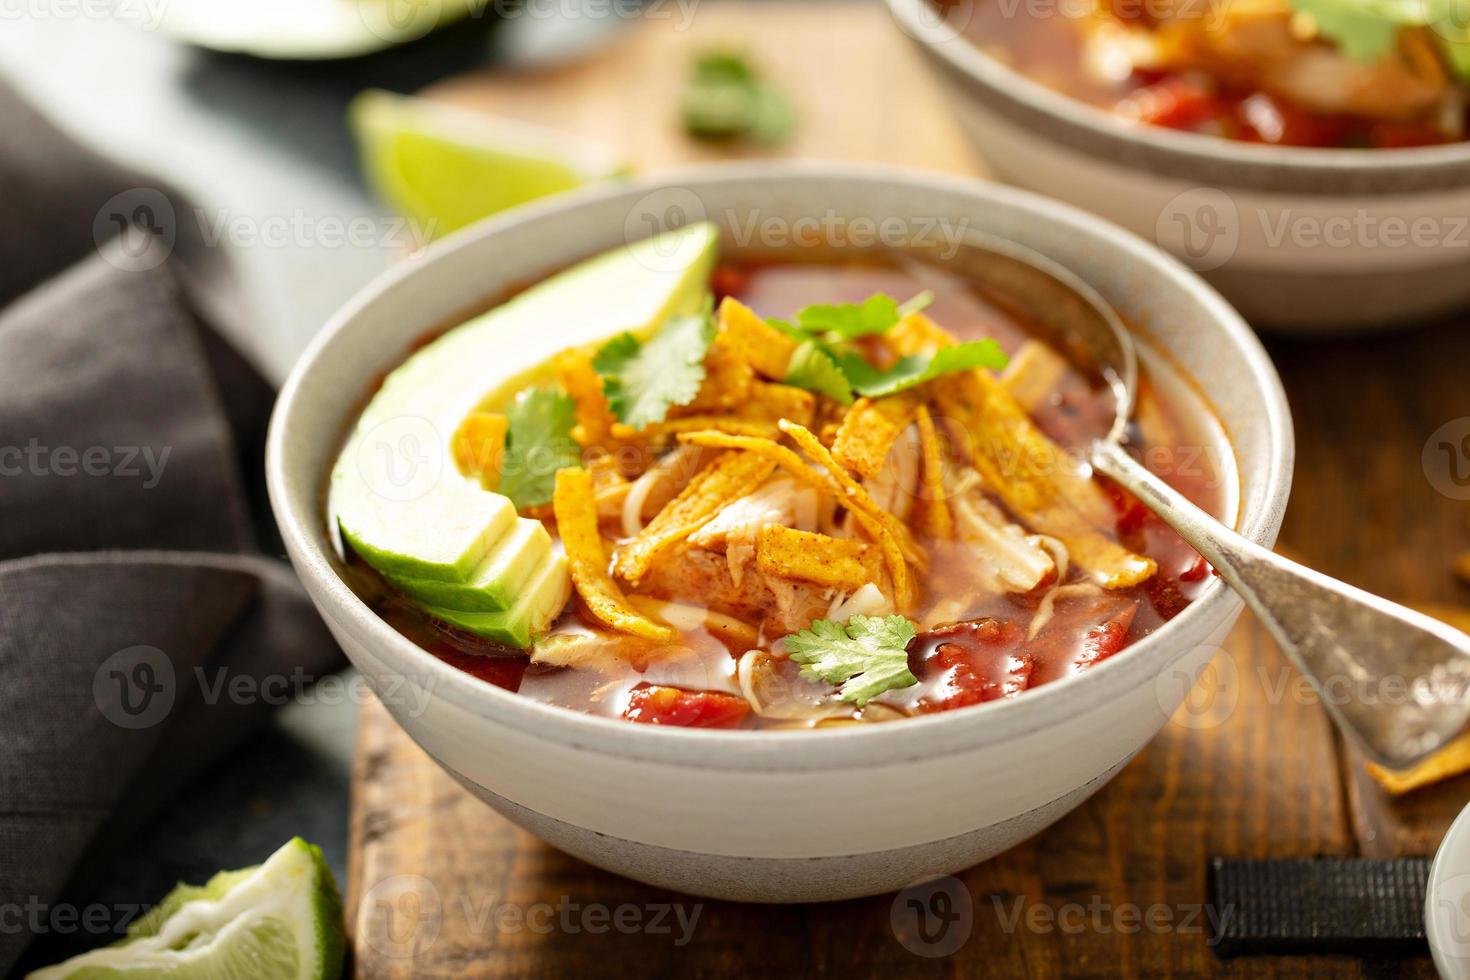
347, 4, 1470, 976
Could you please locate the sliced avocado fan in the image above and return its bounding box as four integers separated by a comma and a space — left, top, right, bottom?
330, 221, 720, 646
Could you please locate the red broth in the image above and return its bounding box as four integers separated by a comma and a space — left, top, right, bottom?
936, 0, 1466, 147
341, 257, 1234, 729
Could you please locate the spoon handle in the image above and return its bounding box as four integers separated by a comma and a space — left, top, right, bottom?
1092, 439, 1470, 769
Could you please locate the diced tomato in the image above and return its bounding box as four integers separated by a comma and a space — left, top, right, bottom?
915, 619, 1031, 712
1179, 555, 1211, 583
1099, 475, 1150, 538
1116, 78, 1223, 132
623, 685, 750, 728
710, 265, 750, 303
1072, 604, 1139, 672
1367, 119, 1447, 149
1234, 92, 1350, 148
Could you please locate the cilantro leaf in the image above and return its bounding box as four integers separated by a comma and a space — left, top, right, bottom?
783, 340, 854, 405
1288, 0, 1470, 74
499, 388, 581, 510
795, 293, 902, 340
836, 339, 1009, 398
1291, 0, 1401, 59
785, 614, 919, 705
682, 50, 795, 146
898, 290, 935, 317
593, 312, 715, 430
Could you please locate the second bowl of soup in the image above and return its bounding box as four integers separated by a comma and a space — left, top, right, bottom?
887, 0, 1470, 331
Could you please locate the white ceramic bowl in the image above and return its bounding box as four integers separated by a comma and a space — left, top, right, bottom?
886, 0, 1470, 332
267, 163, 1293, 902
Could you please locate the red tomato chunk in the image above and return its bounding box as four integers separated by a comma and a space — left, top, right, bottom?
623, 685, 751, 728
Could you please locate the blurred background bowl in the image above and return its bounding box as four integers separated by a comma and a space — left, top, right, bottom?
886, 0, 1470, 333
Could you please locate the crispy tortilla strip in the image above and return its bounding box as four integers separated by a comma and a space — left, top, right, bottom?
1001, 339, 1069, 413
554, 349, 619, 451
585, 453, 632, 520
626, 595, 761, 650
683, 333, 756, 412
743, 380, 817, 428
891, 313, 1152, 589
1364, 604, 1470, 793
614, 416, 781, 441
614, 451, 778, 586
779, 420, 920, 611
1367, 730, 1470, 794
552, 468, 672, 641
832, 394, 918, 479
451, 412, 508, 484
718, 296, 797, 380
757, 525, 874, 593
676, 429, 910, 609
914, 404, 953, 540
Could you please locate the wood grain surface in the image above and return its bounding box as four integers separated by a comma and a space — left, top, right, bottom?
346, 4, 1470, 975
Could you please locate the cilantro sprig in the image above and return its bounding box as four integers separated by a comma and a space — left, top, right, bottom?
836, 340, 1009, 398
594, 312, 715, 430
772, 291, 1006, 402
783, 341, 854, 405
1289, 0, 1470, 76
785, 614, 919, 705
498, 388, 581, 509
682, 51, 795, 146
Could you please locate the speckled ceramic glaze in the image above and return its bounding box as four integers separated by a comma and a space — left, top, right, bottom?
267, 164, 1293, 902
885, 0, 1470, 332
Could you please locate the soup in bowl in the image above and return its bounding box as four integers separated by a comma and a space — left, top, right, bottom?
887, 0, 1470, 330
332, 226, 1230, 730
268, 165, 1291, 900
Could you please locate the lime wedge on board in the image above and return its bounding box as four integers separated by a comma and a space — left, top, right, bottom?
351, 88, 629, 238
27, 838, 345, 980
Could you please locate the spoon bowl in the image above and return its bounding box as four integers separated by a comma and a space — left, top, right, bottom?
925, 235, 1470, 770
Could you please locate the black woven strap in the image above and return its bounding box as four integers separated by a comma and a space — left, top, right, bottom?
1209, 857, 1431, 957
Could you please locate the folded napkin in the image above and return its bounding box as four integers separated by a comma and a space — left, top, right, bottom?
0, 85, 341, 973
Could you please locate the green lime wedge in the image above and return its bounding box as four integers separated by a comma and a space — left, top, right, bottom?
27, 838, 345, 980
351, 89, 629, 238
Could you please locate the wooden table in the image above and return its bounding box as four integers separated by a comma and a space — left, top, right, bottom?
346, 4, 1470, 975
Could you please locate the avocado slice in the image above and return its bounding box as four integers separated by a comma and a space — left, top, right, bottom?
330, 221, 720, 643
155, 0, 484, 60
385, 519, 550, 612
425, 554, 573, 649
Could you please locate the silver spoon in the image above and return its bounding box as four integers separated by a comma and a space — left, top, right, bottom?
904, 233, 1470, 770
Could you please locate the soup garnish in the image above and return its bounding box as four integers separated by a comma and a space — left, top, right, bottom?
940, 0, 1470, 147
332, 224, 1225, 729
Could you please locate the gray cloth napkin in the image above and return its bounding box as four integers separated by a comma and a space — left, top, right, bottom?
0, 85, 341, 973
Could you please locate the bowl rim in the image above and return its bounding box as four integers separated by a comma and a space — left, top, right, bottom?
266, 161, 1294, 770
883, 0, 1470, 175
